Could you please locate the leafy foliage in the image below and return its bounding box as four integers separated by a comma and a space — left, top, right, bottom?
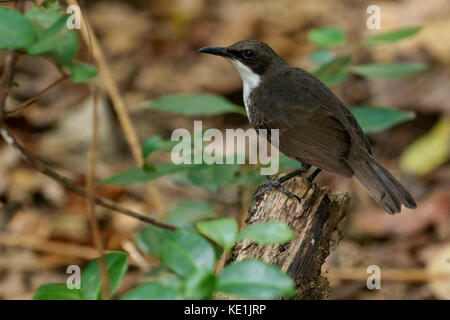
34, 217, 296, 300
216, 260, 295, 299
34, 252, 128, 300
308, 26, 346, 47
196, 218, 238, 250
363, 26, 422, 46
351, 106, 415, 134
80, 251, 128, 300
350, 62, 428, 78
144, 93, 246, 116
0, 7, 37, 49
0, 3, 97, 83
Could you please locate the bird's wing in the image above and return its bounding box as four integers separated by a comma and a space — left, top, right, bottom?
251, 68, 362, 176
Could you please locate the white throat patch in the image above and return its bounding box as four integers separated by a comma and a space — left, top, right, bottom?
228, 59, 261, 120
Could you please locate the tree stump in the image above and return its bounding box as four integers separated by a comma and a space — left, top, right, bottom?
231, 176, 350, 299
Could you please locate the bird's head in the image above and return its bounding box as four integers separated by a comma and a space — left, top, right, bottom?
199, 40, 284, 81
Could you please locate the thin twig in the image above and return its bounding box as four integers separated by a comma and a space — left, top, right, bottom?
86, 87, 110, 299
0, 127, 177, 230
66, 0, 166, 216
0, 231, 99, 260
0, 50, 17, 117
4, 74, 68, 118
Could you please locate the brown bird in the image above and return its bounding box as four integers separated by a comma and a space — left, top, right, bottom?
199, 40, 416, 214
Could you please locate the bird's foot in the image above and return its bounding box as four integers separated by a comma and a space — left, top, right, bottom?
306, 168, 322, 191
252, 176, 302, 203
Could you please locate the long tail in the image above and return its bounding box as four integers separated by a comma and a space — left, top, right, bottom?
351, 155, 417, 214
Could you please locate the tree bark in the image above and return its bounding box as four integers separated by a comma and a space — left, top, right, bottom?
231, 176, 350, 299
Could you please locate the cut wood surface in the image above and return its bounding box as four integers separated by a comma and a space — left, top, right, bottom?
231, 176, 350, 299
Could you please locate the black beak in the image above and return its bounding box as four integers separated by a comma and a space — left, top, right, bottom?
198, 46, 232, 58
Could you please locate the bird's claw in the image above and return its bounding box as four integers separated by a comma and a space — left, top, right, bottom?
252, 176, 301, 203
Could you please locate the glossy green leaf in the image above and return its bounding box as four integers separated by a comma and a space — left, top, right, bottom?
233, 170, 266, 186
350, 63, 428, 78
217, 260, 295, 299
144, 264, 172, 279
33, 284, 82, 300
309, 50, 333, 65
279, 155, 302, 170
142, 135, 177, 159
144, 93, 246, 116
160, 229, 216, 278
196, 218, 238, 250
308, 26, 346, 47
186, 163, 240, 192
101, 164, 192, 185
66, 61, 98, 83
351, 106, 415, 134
24, 4, 62, 31
0, 7, 37, 49
364, 26, 422, 46
81, 251, 128, 300
136, 225, 173, 257
313, 55, 351, 86
184, 271, 216, 300
237, 222, 293, 245
27, 14, 78, 65
121, 282, 182, 300
165, 201, 217, 228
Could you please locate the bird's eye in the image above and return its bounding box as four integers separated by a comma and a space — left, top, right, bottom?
242, 50, 254, 59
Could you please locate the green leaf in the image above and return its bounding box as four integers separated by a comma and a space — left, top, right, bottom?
217, 260, 295, 299
309, 50, 333, 65
33, 284, 82, 300
101, 164, 192, 185
121, 282, 182, 300
144, 93, 246, 116
25, 4, 62, 31
308, 26, 346, 47
186, 163, 240, 192
364, 26, 422, 46
184, 271, 216, 300
136, 225, 173, 257
313, 55, 351, 86
142, 135, 177, 159
144, 264, 172, 279
66, 61, 98, 83
400, 117, 450, 176
351, 106, 415, 134
26, 14, 78, 65
81, 251, 128, 300
0, 7, 37, 49
165, 201, 217, 228
237, 222, 293, 245
160, 229, 216, 278
350, 63, 428, 78
279, 155, 302, 170
196, 218, 238, 250
233, 170, 266, 186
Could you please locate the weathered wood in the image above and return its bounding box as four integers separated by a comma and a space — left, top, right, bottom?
231, 176, 350, 299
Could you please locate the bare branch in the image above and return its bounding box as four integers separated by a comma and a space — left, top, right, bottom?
0, 127, 177, 230
4, 74, 68, 118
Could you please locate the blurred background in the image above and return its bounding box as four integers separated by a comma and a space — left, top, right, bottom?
0, 0, 449, 299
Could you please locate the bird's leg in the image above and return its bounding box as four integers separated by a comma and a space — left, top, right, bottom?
307, 168, 322, 182
252, 168, 305, 203
305, 168, 322, 191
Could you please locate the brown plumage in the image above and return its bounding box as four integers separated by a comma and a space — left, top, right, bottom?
199, 40, 417, 214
